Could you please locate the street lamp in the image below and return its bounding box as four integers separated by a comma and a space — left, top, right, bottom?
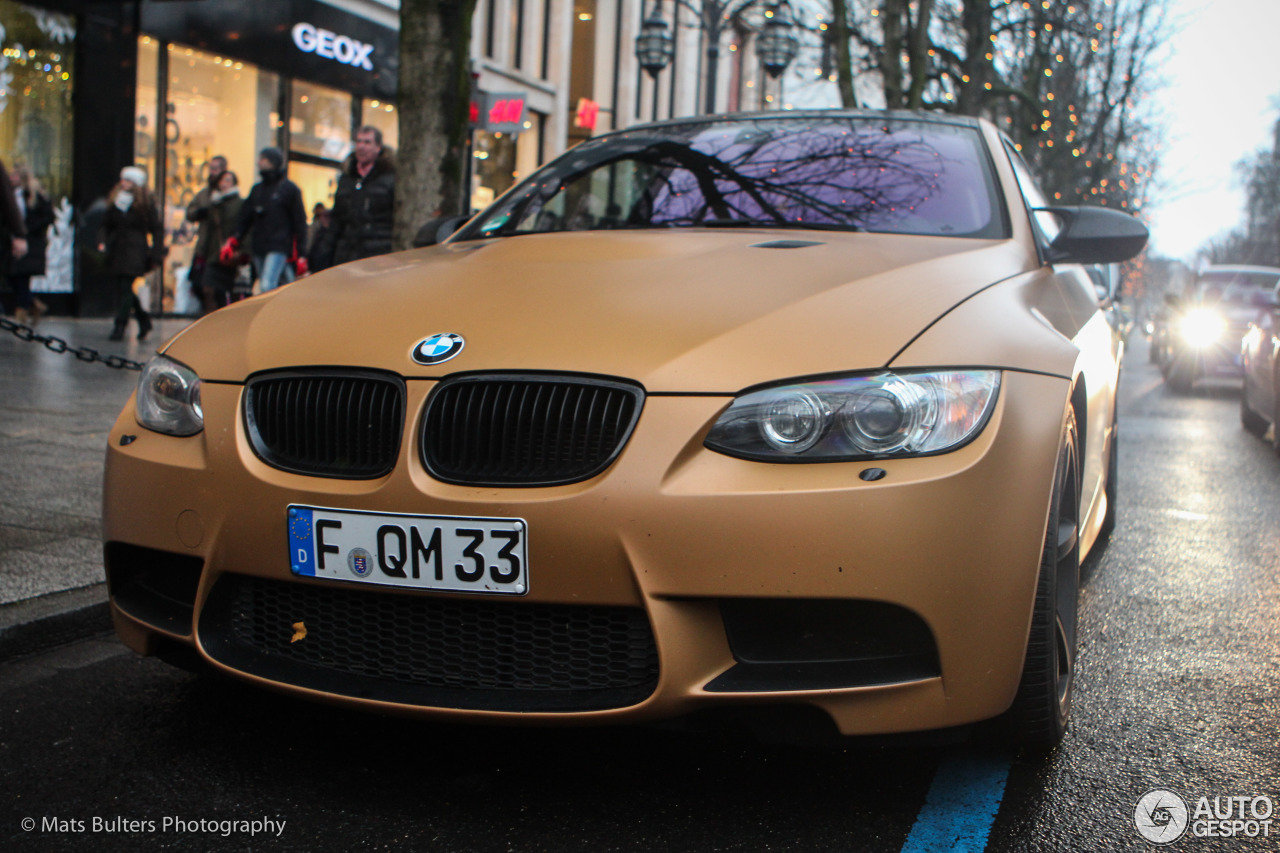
756, 1, 799, 79
635, 2, 675, 79
635, 0, 799, 114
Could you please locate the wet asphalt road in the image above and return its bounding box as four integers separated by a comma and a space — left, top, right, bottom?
1, 329, 1278, 852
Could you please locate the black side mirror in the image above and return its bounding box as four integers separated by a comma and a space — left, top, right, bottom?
1037, 206, 1149, 265
413, 215, 469, 248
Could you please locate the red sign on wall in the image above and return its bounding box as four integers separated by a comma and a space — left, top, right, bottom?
489, 98, 526, 127
574, 98, 600, 131
470, 92, 526, 133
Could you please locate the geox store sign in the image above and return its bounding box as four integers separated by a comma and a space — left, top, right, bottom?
291, 22, 375, 71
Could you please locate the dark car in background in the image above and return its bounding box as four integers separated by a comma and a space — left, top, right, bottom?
1156, 265, 1280, 392
1241, 273, 1280, 449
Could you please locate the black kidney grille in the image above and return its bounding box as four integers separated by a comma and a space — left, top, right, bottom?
198, 575, 660, 712
422, 375, 644, 486
245, 372, 405, 478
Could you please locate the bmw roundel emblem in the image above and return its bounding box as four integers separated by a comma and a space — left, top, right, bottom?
411, 333, 465, 365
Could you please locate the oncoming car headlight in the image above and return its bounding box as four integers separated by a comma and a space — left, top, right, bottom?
1178, 308, 1228, 348
704, 370, 1001, 462
135, 355, 203, 436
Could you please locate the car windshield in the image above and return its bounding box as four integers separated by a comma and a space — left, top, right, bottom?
1195, 270, 1280, 304
457, 116, 1007, 241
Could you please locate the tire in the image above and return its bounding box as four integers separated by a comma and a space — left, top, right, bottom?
1166, 359, 1194, 393
1241, 387, 1268, 436
1273, 392, 1280, 457
1007, 405, 1081, 751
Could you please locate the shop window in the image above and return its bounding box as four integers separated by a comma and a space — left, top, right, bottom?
472, 113, 541, 213
361, 97, 398, 151
0, 1, 75, 294
288, 160, 339, 216
136, 38, 159, 196
472, 130, 516, 212
140, 38, 279, 314
291, 79, 353, 162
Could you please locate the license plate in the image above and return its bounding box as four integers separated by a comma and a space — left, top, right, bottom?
286, 505, 528, 595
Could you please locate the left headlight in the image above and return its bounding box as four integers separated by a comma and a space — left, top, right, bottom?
705, 370, 1000, 462
135, 354, 203, 436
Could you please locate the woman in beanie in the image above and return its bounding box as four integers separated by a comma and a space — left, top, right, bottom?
223, 147, 307, 293
97, 165, 165, 341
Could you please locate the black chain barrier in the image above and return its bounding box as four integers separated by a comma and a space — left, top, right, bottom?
0, 316, 145, 371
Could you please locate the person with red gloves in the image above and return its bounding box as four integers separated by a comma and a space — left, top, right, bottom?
222, 147, 307, 293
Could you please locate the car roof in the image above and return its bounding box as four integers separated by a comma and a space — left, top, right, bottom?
1199, 264, 1280, 276
589, 109, 988, 140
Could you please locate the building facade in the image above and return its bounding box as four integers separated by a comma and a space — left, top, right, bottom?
0, 0, 808, 317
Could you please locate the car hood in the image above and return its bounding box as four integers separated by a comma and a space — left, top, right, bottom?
166, 230, 1034, 393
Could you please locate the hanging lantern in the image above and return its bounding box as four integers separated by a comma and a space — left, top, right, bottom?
756, 1, 799, 79
635, 2, 675, 79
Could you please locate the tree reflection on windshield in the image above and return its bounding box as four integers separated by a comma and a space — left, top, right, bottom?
463, 116, 1007, 241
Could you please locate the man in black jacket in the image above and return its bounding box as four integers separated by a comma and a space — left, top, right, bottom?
323, 126, 396, 266
222, 148, 307, 292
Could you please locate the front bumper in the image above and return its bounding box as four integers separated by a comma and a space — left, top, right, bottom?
104, 369, 1068, 736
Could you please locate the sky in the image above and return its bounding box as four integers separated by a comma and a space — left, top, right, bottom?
1145, 0, 1280, 261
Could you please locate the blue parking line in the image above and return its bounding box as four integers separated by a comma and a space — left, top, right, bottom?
899, 748, 1014, 853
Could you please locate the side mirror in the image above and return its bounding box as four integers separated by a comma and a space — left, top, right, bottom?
413, 215, 469, 248
1037, 206, 1149, 265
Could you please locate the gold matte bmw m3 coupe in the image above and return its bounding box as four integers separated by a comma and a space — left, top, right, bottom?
104, 111, 1147, 749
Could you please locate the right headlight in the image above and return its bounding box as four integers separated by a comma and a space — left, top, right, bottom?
704, 370, 1001, 462
135, 354, 204, 436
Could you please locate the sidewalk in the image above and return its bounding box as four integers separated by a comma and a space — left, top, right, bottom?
0, 315, 194, 659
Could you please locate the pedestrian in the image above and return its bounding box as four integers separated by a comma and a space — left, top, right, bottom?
184, 154, 228, 313
0, 157, 29, 310
306, 203, 335, 273
221, 147, 307, 292
8, 164, 51, 325
197, 170, 247, 312
320, 125, 396, 265
97, 165, 163, 341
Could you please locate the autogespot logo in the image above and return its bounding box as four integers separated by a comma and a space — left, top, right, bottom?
1135, 790, 1190, 845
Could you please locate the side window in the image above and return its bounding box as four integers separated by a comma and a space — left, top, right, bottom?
1002, 140, 1061, 246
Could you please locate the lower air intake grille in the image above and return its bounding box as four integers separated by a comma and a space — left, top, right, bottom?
244, 370, 405, 479
199, 575, 660, 712
421, 374, 644, 487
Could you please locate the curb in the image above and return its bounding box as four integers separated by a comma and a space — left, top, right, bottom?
0, 584, 113, 662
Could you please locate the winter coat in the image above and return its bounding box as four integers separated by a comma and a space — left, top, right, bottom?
232, 174, 307, 256
11, 190, 54, 277
202, 191, 246, 264
326, 151, 396, 265
201, 191, 249, 294
99, 197, 165, 278
186, 185, 218, 260
307, 221, 336, 273
0, 159, 26, 275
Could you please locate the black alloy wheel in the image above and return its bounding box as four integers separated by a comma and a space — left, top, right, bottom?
1007, 405, 1082, 751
